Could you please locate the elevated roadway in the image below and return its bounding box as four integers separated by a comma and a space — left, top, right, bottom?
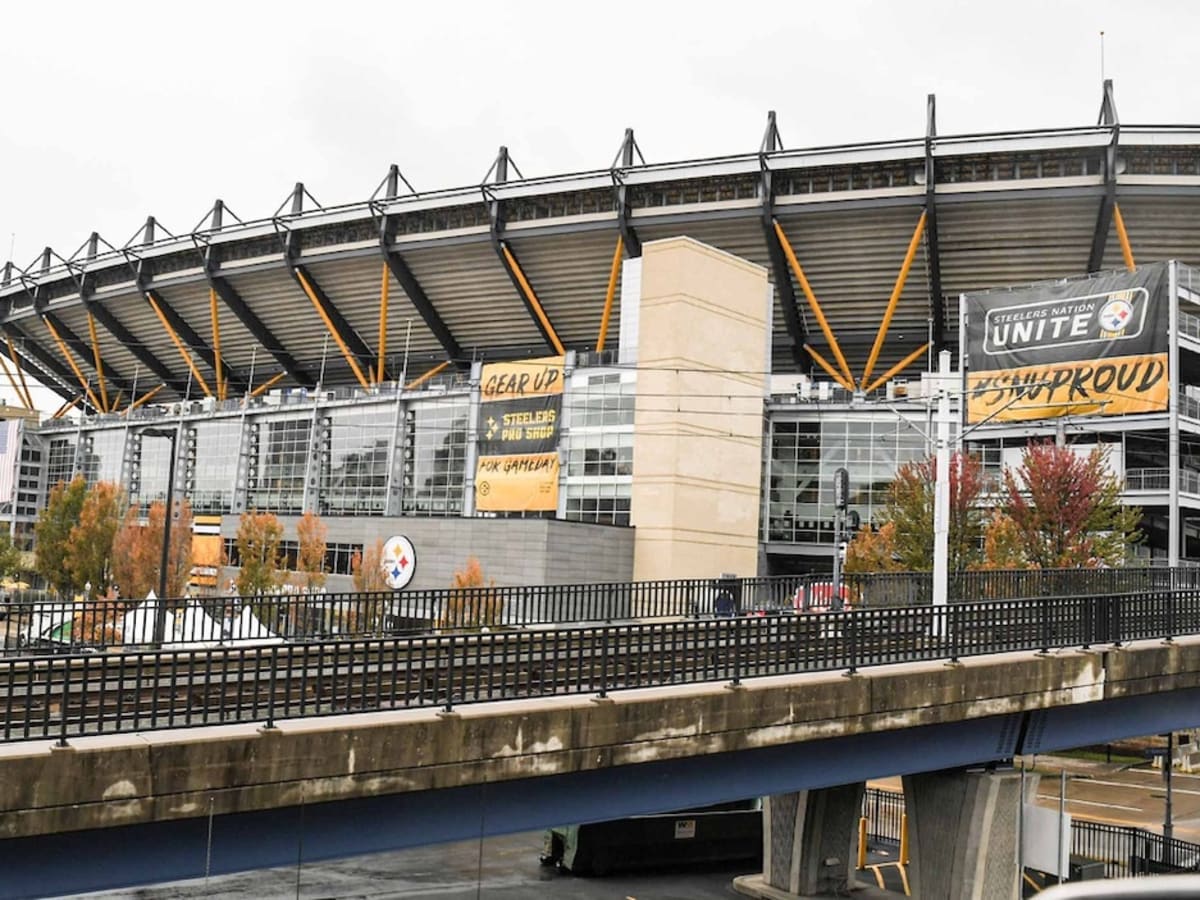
1, 634, 1199, 897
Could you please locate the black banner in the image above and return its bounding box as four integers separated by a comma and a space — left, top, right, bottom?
478, 394, 562, 455
964, 263, 1170, 423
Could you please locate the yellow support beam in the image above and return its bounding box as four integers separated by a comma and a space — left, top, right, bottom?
861, 212, 926, 389
43, 317, 103, 412
0, 350, 30, 410
294, 268, 372, 391
773, 220, 854, 388
863, 342, 932, 394
250, 371, 286, 399
5, 336, 34, 410
1113, 202, 1137, 271
405, 360, 451, 391
108, 390, 124, 413
596, 235, 624, 352
210, 287, 224, 402
145, 292, 213, 397
126, 384, 164, 414
501, 243, 565, 356
86, 312, 109, 412
52, 396, 81, 419
377, 262, 390, 385
805, 344, 855, 393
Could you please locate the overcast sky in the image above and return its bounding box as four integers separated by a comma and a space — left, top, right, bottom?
1, 0, 1198, 410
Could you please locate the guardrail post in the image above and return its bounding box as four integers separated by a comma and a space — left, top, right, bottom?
1038, 597, 1051, 655
443, 633, 456, 713
846, 613, 858, 676
1111, 595, 1123, 648
265, 646, 278, 730
598, 626, 609, 699
1164, 589, 1176, 643
730, 619, 741, 687
56, 658, 70, 748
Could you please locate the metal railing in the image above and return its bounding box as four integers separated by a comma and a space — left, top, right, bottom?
9, 568, 1200, 657
1125, 468, 1200, 494
3, 587, 1200, 745
862, 788, 1200, 878
0, 575, 811, 656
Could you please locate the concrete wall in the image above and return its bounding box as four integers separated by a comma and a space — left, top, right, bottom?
8, 636, 1200, 843
224, 516, 634, 591
631, 237, 769, 582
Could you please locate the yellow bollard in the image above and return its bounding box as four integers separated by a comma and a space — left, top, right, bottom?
900, 812, 910, 865
857, 816, 868, 869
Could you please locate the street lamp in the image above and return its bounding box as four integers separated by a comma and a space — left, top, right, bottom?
141, 427, 178, 646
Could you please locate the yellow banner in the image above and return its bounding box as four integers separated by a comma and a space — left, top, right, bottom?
966, 352, 1168, 423
480, 356, 564, 402
475, 452, 559, 512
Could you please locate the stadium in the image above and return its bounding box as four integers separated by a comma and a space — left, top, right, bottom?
0, 80, 1198, 589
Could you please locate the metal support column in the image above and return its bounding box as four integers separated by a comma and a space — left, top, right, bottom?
1088, 79, 1121, 273
924, 94, 947, 354
759, 111, 807, 369
487, 146, 565, 354
613, 128, 643, 258
462, 360, 483, 517
1169, 261, 1180, 566
384, 388, 406, 517
376, 165, 465, 369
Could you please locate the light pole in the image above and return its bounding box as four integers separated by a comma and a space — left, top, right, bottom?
141, 427, 178, 646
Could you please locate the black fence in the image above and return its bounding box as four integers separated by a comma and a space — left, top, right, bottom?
6, 568, 1197, 658
3, 588, 1200, 746
852, 567, 1200, 608
861, 788, 1200, 878
0, 574, 814, 657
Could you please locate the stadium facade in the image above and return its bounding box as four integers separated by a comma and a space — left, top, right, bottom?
2, 81, 1200, 590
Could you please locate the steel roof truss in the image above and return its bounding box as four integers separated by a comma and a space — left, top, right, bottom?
144, 288, 245, 396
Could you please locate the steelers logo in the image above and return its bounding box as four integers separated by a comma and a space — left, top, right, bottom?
1097, 298, 1133, 333
479, 481, 491, 496
380, 534, 417, 590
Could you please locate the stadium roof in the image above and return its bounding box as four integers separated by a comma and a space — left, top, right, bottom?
3, 81, 1200, 407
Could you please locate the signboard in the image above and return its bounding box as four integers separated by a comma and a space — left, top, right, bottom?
963, 263, 1169, 424
475, 356, 564, 512
190, 515, 223, 590
381, 534, 416, 589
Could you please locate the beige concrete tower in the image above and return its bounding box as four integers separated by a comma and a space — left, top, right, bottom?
629, 236, 770, 582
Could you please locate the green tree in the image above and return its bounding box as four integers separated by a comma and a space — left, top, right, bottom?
69, 481, 125, 593
999, 441, 1141, 568
235, 511, 284, 596
0, 531, 24, 581
873, 452, 985, 571
35, 475, 89, 594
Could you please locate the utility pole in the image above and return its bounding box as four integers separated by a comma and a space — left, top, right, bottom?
933, 350, 952, 608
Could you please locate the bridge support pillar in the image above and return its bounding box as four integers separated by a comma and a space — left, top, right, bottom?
736, 781, 865, 897
903, 768, 1030, 900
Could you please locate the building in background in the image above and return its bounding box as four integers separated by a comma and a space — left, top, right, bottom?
2, 84, 1200, 587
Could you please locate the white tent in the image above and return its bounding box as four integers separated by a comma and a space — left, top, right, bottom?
120, 593, 175, 645
225, 605, 283, 646
163, 603, 224, 650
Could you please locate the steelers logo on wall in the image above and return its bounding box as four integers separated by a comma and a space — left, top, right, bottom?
380, 534, 417, 590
